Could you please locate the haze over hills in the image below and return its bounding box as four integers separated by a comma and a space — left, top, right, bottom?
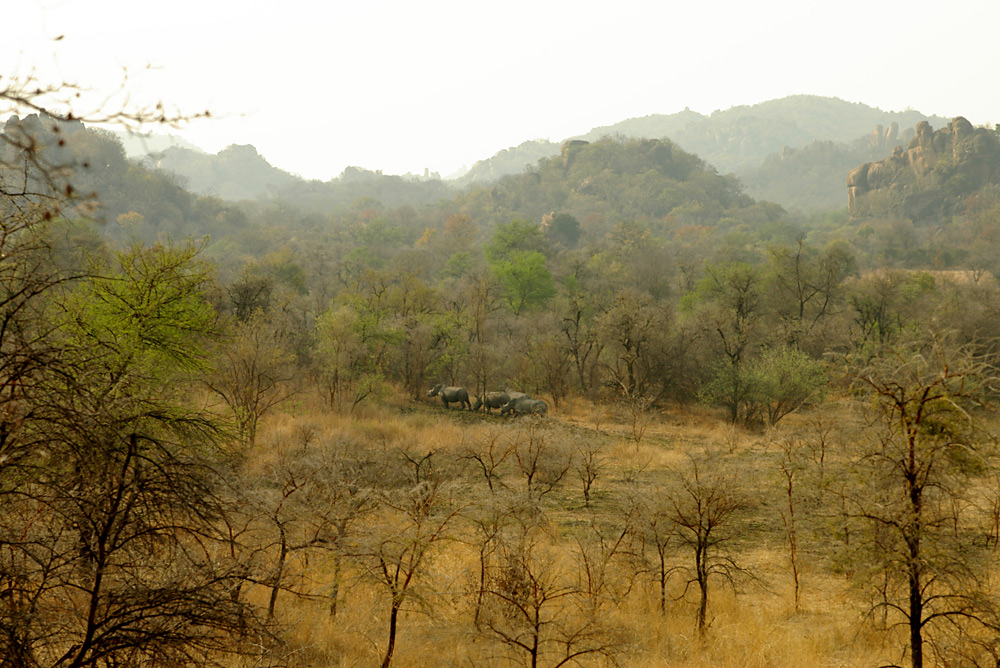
124, 95, 969, 213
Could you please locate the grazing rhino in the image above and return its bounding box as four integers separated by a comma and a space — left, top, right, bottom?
427, 384, 472, 410
501, 396, 548, 417
473, 391, 509, 413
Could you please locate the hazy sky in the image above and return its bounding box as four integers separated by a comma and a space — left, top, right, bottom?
7, 0, 999, 180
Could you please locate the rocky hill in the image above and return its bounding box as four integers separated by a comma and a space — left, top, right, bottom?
846, 117, 1000, 222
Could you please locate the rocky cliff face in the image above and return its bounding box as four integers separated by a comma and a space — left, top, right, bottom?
847, 117, 999, 221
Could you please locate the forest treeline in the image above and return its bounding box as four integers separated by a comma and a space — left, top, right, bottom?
8, 111, 1000, 417
4, 100, 1000, 668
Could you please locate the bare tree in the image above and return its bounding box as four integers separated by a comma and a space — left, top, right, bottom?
463, 492, 537, 628
559, 287, 604, 395
669, 456, 753, 638
464, 427, 514, 493
572, 510, 637, 610
205, 310, 296, 447
778, 437, 804, 612
595, 288, 674, 404
479, 522, 627, 668
510, 419, 571, 500
242, 436, 383, 620
573, 437, 606, 508
353, 480, 458, 668
305, 443, 382, 618
632, 495, 678, 614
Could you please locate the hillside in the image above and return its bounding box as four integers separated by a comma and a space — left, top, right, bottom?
450, 136, 767, 236
847, 117, 1000, 222
456, 96, 953, 211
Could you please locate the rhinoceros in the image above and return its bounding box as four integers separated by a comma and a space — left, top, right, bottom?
501, 396, 548, 417
504, 390, 531, 401
427, 384, 472, 410
473, 391, 509, 413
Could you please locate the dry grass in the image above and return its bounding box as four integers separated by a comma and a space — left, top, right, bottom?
240, 391, 924, 667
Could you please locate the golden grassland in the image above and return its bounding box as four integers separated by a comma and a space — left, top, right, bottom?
242, 391, 974, 667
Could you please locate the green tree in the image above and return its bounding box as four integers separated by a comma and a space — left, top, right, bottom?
544, 213, 581, 249
747, 347, 826, 426
699, 346, 826, 427
684, 262, 767, 422
0, 242, 270, 667
485, 219, 548, 264
493, 250, 556, 315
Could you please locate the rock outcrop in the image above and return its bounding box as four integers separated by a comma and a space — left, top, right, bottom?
847, 117, 999, 221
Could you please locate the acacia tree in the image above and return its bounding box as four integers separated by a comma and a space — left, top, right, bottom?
0, 243, 272, 666
844, 335, 1000, 668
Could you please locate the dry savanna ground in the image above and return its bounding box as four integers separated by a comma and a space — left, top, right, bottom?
239, 389, 992, 668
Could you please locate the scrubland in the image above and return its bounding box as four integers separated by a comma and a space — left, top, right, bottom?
240, 390, 966, 668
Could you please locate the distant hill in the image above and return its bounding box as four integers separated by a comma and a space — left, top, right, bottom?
123, 96, 966, 213
113, 130, 205, 158
275, 166, 455, 213
576, 107, 709, 146
453, 108, 708, 188
152, 144, 300, 201
456, 139, 561, 186
454, 96, 955, 211
662, 96, 950, 175
151, 144, 455, 210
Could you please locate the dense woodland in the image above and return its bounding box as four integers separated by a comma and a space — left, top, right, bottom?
4, 88, 1000, 668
